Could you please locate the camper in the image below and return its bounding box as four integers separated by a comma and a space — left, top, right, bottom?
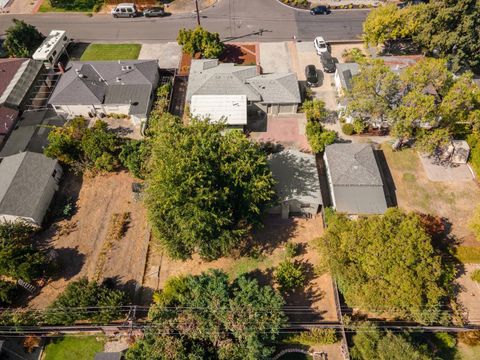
33, 30, 70, 68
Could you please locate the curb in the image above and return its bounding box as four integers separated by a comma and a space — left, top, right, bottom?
274, 0, 376, 12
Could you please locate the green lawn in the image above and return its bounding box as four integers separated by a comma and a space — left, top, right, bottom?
38, 0, 93, 12
44, 336, 105, 360
456, 246, 480, 264
80, 44, 142, 61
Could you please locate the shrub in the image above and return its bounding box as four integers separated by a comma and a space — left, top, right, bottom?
306, 120, 336, 153
275, 260, 306, 293
119, 140, 150, 179
342, 123, 355, 135
458, 330, 480, 346
471, 269, 480, 283
342, 48, 366, 63
353, 119, 366, 134
284, 329, 339, 346
302, 99, 327, 121
285, 242, 300, 258
177, 27, 224, 58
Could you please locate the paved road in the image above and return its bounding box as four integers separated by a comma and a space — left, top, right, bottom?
0, 0, 368, 42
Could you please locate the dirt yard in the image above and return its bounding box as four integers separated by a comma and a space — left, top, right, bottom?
143, 215, 339, 322
457, 264, 480, 326
30, 171, 150, 308
381, 143, 480, 245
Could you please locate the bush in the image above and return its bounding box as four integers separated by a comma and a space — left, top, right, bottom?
284, 329, 339, 346
285, 242, 300, 258
119, 140, 150, 179
177, 27, 224, 58
471, 269, 480, 283
302, 99, 327, 121
353, 119, 366, 134
306, 120, 336, 153
342, 123, 355, 135
458, 330, 480, 346
49, 0, 103, 11
275, 260, 306, 293
342, 48, 366, 63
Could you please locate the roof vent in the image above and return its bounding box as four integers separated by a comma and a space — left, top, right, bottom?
116, 77, 121, 82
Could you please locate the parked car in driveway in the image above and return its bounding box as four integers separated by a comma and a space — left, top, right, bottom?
111, 3, 139, 18
314, 36, 328, 55
310, 5, 331, 15
143, 7, 166, 17
320, 52, 336, 73
305, 65, 319, 87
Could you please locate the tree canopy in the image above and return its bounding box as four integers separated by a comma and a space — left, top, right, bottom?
3, 19, 44, 58
126, 270, 286, 360
145, 114, 276, 260
177, 27, 224, 59
317, 208, 453, 324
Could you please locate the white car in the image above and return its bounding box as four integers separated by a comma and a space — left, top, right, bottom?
314, 36, 328, 54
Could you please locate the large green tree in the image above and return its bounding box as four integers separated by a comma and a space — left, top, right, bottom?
126, 270, 286, 360
145, 114, 275, 260
177, 27, 224, 59
3, 19, 44, 58
317, 208, 453, 324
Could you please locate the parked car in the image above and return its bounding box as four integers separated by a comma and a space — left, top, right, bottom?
320, 52, 336, 73
143, 7, 166, 17
111, 3, 138, 18
310, 5, 331, 15
314, 36, 328, 55
305, 65, 319, 87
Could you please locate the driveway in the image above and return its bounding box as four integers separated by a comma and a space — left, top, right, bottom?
259, 42, 293, 73
138, 42, 182, 69
419, 156, 474, 182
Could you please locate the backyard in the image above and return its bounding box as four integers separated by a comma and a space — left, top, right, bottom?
80, 43, 142, 61
43, 336, 104, 360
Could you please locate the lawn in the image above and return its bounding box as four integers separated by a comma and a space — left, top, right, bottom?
80, 44, 142, 61
43, 336, 104, 360
456, 246, 480, 264
38, 0, 100, 12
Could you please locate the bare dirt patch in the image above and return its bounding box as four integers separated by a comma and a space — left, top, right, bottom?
457, 264, 480, 326
381, 143, 480, 245
143, 215, 339, 321
30, 171, 149, 308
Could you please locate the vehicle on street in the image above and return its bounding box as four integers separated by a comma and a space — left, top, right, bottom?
111, 3, 138, 18
305, 65, 319, 87
310, 5, 331, 15
143, 7, 166, 17
314, 36, 328, 55
320, 52, 336, 73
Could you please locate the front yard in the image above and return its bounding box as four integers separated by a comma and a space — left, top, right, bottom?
80, 43, 142, 61
44, 336, 104, 360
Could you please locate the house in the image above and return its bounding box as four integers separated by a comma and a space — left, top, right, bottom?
33, 30, 71, 68
49, 60, 159, 125
191, 94, 247, 127
0, 151, 62, 226
186, 59, 301, 124
334, 63, 360, 96
0, 58, 44, 142
268, 150, 322, 219
324, 143, 387, 215
380, 55, 424, 74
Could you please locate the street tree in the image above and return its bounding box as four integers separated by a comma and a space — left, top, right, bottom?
126, 270, 286, 360
3, 19, 44, 58
145, 114, 275, 260
177, 27, 224, 58
317, 208, 453, 324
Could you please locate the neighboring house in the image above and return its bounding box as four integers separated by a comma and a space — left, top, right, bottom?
268, 149, 322, 219
0, 58, 44, 142
186, 59, 301, 125
0, 151, 62, 226
49, 60, 159, 125
324, 143, 387, 215
191, 94, 247, 128
380, 55, 424, 74
334, 62, 360, 96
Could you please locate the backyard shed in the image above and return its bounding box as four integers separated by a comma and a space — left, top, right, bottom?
451, 140, 470, 164
268, 150, 322, 218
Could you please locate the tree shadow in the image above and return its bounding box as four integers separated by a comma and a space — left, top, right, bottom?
68, 42, 90, 61
48, 247, 86, 281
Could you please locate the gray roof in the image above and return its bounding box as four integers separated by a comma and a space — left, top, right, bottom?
186, 59, 300, 104
0, 59, 43, 108
335, 63, 360, 92
269, 150, 322, 206
49, 60, 158, 116
324, 143, 387, 214
94, 353, 123, 360
0, 152, 58, 222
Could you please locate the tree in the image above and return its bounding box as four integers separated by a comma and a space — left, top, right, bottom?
275, 259, 306, 293
415, 128, 451, 156
119, 140, 150, 179
3, 19, 44, 58
81, 120, 120, 169
351, 323, 430, 360
317, 208, 453, 324
126, 270, 286, 360
177, 27, 224, 59
145, 114, 275, 260
302, 99, 327, 121
305, 120, 336, 153
0, 222, 46, 284
44, 278, 126, 325
44, 117, 88, 165
0, 281, 17, 305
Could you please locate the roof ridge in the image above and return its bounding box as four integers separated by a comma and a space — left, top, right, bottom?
0, 152, 27, 209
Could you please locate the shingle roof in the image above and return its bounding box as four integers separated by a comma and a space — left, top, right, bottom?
324, 143, 387, 214
0, 106, 18, 135
335, 63, 360, 91
0, 59, 43, 108
268, 150, 322, 206
0, 152, 58, 223
49, 60, 158, 116
186, 59, 300, 104
0, 58, 25, 97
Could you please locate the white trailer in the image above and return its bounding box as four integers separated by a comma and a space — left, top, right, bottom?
33, 30, 70, 68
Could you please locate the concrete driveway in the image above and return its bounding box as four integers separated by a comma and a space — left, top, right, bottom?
259, 42, 293, 73
419, 156, 475, 182
138, 42, 182, 69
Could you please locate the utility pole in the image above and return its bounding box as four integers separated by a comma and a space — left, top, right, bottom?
195, 0, 201, 26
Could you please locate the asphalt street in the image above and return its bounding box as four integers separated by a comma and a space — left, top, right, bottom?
0, 0, 368, 42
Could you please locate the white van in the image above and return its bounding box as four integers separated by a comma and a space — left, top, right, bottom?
111, 3, 138, 18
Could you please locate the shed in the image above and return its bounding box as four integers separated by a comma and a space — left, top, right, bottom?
268, 150, 322, 218
451, 140, 470, 164
191, 95, 247, 127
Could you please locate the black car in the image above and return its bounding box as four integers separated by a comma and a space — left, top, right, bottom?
144, 7, 166, 17
320, 52, 336, 73
305, 65, 319, 87
310, 5, 330, 15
